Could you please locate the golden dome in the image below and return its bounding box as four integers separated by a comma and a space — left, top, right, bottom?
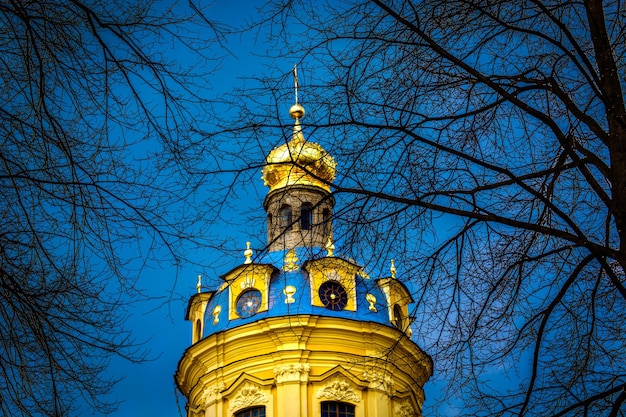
262, 104, 336, 192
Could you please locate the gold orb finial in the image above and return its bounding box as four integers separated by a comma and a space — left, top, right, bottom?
244, 241, 253, 264
283, 285, 296, 304
289, 103, 305, 120
390, 259, 397, 279
196, 275, 202, 293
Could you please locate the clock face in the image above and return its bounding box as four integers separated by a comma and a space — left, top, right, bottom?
235, 289, 262, 318
318, 281, 348, 311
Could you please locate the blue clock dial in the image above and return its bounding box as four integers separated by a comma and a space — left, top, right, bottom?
236, 289, 262, 318
318, 281, 347, 311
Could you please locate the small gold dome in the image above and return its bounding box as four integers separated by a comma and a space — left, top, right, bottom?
262, 105, 336, 192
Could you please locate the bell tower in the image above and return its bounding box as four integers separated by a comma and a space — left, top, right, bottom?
176, 73, 432, 417
261, 73, 336, 252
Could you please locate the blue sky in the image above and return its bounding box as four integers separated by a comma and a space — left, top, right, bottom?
4, 1, 621, 416
104, 2, 298, 416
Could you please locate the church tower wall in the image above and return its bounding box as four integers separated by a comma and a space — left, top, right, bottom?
264, 184, 334, 252
177, 316, 430, 417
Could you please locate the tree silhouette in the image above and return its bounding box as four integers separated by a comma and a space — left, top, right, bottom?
0, 1, 221, 415
209, 1, 626, 415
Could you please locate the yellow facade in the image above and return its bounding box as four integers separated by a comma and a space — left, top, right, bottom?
177, 315, 431, 417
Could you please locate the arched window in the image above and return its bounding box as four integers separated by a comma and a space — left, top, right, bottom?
280, 205, 292, 230
321, 401, 355, 417
322, 208, 331, 235
235, 406, 266, 417
393, 304, 404, 330
267, 213, 273, 239
301, 203, 313, 230
194, 319, 202, 343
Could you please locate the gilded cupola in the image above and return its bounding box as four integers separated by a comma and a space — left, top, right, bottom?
262, 103, 336, 193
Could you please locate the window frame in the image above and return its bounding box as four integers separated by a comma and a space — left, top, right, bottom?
301, 202, 313, 230
320, 401, 355, 417
280, 205, 293, 230
234, 406, 266, 417
393, 304, 404, 330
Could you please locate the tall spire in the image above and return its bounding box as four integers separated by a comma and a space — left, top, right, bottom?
289, 65, 305, 141
293, 64, 299, 105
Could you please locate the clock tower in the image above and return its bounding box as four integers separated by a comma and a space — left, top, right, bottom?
175, 83, 432, 417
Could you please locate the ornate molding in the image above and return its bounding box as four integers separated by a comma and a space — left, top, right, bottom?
395, 399, 418, 417
362, 370, 394, 394
274, 363, 310, 383
316, 378, 360, 403
324, 269, 342, 282
274, 363, 311, 376
283, 249, 300, 271
240, 273, 255, 290
357, 268, 370, 279
198, 382, 225, 405
229, 383, 269, 412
